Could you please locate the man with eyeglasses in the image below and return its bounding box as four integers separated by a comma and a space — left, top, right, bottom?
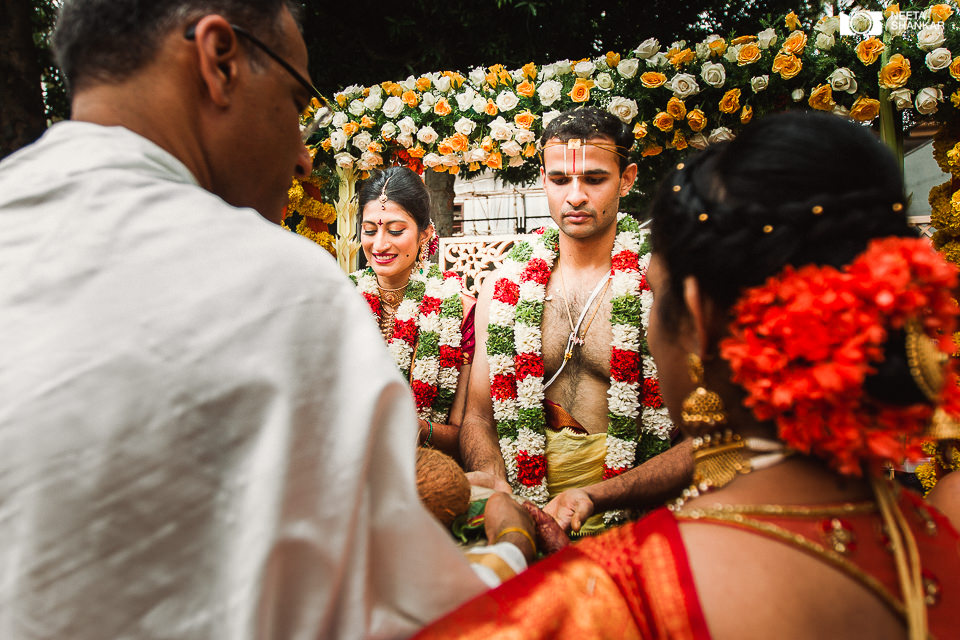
0, 2, 509, 638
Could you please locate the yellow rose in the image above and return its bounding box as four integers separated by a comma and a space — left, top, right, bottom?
640, 72, 668, 88
653, 112, 674, 131
450, 133, 469, 152
320, 138, 332, 152
855, 37, 885, 65
785, 11, 800, 31
772, 52, 802, 79
672, 130, 688, 151
849, 96, 881, 122
738, 43, 762, 66
719, 88, 741, 114
485, 151, 503, 170
434, 97, 452, 116
633, 121, 648, 139
514, 110, 536, 129
931, 4, 953, 22
401, 90, 420, 108
568, 78, 594, 103
416, 77, 432, 92
522, 62, 537, 80
523, 143, 538, 157
335, 94, 347, 108
686, 109, 707, 132
740, 106, 753, 124
606, 51, 621, 68
359, 115, 376, 129
342, 121, 359, 137
807, 84, 836, 111
884, 4, 900, 18
952, 90, 960, 108
667, 47, 696, 67
469, 161, 480, 171
499, 68, 513, 85
641, 143, 663, 157
666, 96, 687, 119
480, 136, 494, 153
878, 54, 911, 89
731, 35, 758, 46
708, 38, 727, 56
517, 80, 536, 98
484, 99, 499, 116
950, 57, 960, 81
781, 31, 807, 55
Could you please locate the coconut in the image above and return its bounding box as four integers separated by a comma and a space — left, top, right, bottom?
415, 447, 471, 527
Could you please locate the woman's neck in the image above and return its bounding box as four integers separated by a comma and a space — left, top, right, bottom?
376, 272, 411, 291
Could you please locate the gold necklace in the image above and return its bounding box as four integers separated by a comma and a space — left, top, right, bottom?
378, 282, 408, 341
556, 265, 611, 361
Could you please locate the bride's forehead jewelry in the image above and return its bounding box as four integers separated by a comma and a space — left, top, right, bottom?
539, 138, 629, 175
378, 176, 393, 210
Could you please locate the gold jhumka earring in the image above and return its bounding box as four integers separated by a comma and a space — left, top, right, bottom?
681, 353, 727, 428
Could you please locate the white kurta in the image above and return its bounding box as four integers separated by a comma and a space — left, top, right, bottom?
0, 122, 486, 639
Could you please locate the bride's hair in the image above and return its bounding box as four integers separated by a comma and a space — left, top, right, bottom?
358, 166, 432, 231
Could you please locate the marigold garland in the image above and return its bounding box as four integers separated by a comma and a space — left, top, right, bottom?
719, 237, 960, 477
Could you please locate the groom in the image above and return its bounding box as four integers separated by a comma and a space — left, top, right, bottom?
460, 106, 692, 533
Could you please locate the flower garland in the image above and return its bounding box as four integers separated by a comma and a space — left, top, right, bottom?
352, 264, 465, 421
487, 213, 671, 512
719, 237, 960, 477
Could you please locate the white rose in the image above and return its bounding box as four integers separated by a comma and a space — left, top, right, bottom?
455, 117, 477, 136
542, 109, 561, 126
816, 15, 840, 35
471, 95, 488, 113
381, 96, 404, 118
832, 104, 850, 117
435, 75, 452, 93
469, 67, 486, 85
351, 131, 372, 151
723, 44, 740, 63
700, 61, 726, 88
918, 23, 946, 51
332, 112, 349, 128
397, 116, 417, 136
514, 128, 536, 144
792, 88, 805, 101
667, 73, 700, 99
886, 13, 908, 37
655, 52, 672, 68
441, 153, 459, 167
688, 133, 709, 149
849, 11, 874, 34
489, 117, 513, 141
417, 126, 439, 145
358, 150, 382, 170
363, 92, 382, 111
926, 47, 952, 71
396, 133, 414, 148
501, 140, 522, 157
751, 75, 769, 93
827, 67, 858, 94
401, 75, 417, 91
607, 96, 639, 123
554, 60, 573, 75
511, 68, 526, 84
496, 90, 519, 112
574, 60, 595, 77
455, 90, 473, 112
540, 64, 557, 80
889, 88, 913, 109
695, 41, 711, 60
596, 72, 614, 90
329, 130, 347, 151
423, 153, 442, 168
635, 38, 660, 59
757, 28, 778, 49
670, 40, 687, 50
463, 148, 486, 163
341, 84, 361, 96
508, 154, 524, 167
815, 33, 835, 50
617, 58, 639, 78
380, 122, 397, 140
537, 79, 563, 106
707, 127, 735, 144
916, 87, 943, 115
334, 152, 355, 168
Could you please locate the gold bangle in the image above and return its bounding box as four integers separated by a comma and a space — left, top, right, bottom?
494, 526, 537, 556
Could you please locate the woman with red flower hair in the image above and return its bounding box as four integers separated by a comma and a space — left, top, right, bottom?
349, 166, 476, 460
416, 111, 960, 639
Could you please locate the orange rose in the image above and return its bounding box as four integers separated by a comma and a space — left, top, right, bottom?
321, 138, 332, 152
807, 84, 835, 111
666, 97, 687, 119
708, 38, 727, 56
514, 110, 536, 129
640, 72, 668, 88
485, 151, 503, 170
718, 88, 741, 114
952, 90, 960, 108
740, 106, 753, 124
359, 115, 376, 129
484, 99, 499, 116
446, 72, 465, 89
480, 136, 494, 153
434, 97, 452, 116
878, 54, 911, 89
448, 164, 461, 175
523, 143, 538, 157
606, 51, 621, 68
672, 130, 688, 151
633, 121, 648, 139
785, 11, 800, 31
368, 141, 383, 153
855, 37, 885, 65
522, 62, 537, 80
884, 4, 900, 18
738, 43, 762, 66
686, 109, 707, 132
499, 69, 513, 85
382, 81, 403, 96
568, 78, 594, 103
485, 71, 499, 87
517, 80, 536, 98
450, 133, 469, 152
416, 77, 432, 92
437, 139, 454, 155
931, 3, 953, 22
342, 121, 359, 137
408, 145, 426, 158
772, 52, 802, 79
335, 94, 347, 107
641, 143, 663, 157
849, 96, 881, 122
362, 87, 370, 97
730, 35, 757, 46
667, 47, 696, 67
468, 161, 481, 172
781, 31, 807, 55
653, 111, 674, 132
950, 56, 960, 81
402, 90, 420, 108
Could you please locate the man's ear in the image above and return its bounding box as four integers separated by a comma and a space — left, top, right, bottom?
619, 162, 638, 196
191, 15, 242, 108
682, 274, 716, 358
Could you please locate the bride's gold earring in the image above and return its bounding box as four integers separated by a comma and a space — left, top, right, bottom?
681, 353, 727, 428
415, 241, 428, 272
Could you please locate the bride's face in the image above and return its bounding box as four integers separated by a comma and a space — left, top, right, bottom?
360, 200, 426, 285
